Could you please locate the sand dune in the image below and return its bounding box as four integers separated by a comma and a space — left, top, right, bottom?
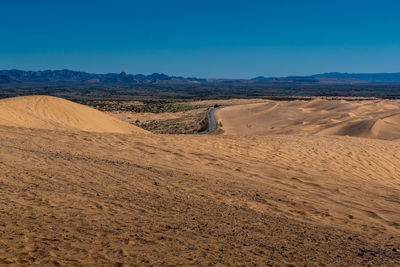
0, 95, 147, 134
1, 126, 400, 265
215, 98, 400, 140
1, 96, 400, 265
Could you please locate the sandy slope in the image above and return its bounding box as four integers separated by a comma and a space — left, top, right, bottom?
0, 96, 400, 265
0, 95, 147, 134
215, 98, 400, 140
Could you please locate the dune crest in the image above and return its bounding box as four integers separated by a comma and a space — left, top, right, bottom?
0, 95, 148, 134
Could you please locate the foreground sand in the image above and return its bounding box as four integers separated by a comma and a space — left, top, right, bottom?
1, 96, 400, 265
215, 98, 400, 140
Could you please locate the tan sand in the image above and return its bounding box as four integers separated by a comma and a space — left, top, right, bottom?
215, 98, 400, 140
0, 96, 399, 265
0, 95, 148, 134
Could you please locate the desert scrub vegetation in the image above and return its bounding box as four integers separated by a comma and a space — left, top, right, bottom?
78, 99, 209, 113
78, 99, 214, 134
134, 112, 208, 134
197, 120, 209, 133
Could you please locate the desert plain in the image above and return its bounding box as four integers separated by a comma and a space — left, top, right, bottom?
1, 95, 400, 266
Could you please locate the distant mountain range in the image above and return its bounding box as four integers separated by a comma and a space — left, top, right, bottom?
0, 69, 206, 85
1, 69, 400, 85
253, 72, 400, 83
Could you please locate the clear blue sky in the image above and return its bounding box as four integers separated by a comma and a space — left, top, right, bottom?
1, 0, 400, 78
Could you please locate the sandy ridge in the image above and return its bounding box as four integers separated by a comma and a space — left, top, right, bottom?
0, 95, 148, 134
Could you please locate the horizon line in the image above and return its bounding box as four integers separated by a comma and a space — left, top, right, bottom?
2, 68, 400, 80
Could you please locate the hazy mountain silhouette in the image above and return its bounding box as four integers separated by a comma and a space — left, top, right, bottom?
0, 69, 204, 85
1, 69, 400, 85
254, 72, 400, 83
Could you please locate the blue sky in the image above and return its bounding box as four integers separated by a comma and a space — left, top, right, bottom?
1, 0, 400, 78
